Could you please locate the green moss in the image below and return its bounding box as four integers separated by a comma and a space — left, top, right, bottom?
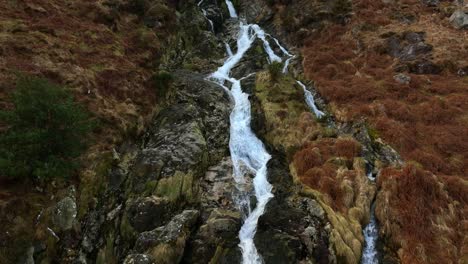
322, 127, 338, 138
143, 180, 158, 196
155, 171, 197, 203
366, 124, 380, 141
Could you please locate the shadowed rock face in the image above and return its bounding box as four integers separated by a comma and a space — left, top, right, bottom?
67, 69, 234, 262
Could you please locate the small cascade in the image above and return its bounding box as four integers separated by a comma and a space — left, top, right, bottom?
225, 0, 238, 18
361, 168, 380, 264
296, 81, 325, 118
269, 36, 294, 73
198, 0, 214, 32
362, 203, 379, 264
282, 56, 294, 73
225, 42, 234, 57
251, 25, 282, 63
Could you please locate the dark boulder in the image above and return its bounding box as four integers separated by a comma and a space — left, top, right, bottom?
409, 60, 442, 74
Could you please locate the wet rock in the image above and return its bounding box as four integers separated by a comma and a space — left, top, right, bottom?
133, 210, 199, 264
183, 209, 242, 263
126, 196, 172, 233
449, 10, 468, 29
393, 73, 411, 84
52, 196, 77, 232
123, 254, 155, 264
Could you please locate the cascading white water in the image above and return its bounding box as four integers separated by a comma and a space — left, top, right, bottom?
225, 0, 238, 18
362, 203, 379, 264
282, 56, 294, 73
207, 3, 327, 263
296, 81, 325, 118
198, 0, 215, 32
201, 9, 215, 32
209, 19, 278, 264
225, 42, 234, 57
269, 35, 294, 73
251, 25, 282, 63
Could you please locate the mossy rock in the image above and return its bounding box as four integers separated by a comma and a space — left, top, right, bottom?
155, 171, 198, 203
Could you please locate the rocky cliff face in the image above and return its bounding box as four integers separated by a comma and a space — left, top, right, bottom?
1, 0, 466, 264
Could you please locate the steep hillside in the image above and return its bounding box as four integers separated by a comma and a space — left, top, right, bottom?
0, 0, 176, 262
271, 0, 467, 262
0, 0, 466, 263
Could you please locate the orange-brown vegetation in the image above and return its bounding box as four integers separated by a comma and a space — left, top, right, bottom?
376, 164, 467, 263
298, 0, 467, 261
293, 137, 362, 213
0, 1, 177, 262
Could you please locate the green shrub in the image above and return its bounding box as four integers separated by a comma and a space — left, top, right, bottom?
0, 76, 94, 180
268, 61, 283, 82
150, 71, 173, 99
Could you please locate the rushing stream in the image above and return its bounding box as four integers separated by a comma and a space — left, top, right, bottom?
208, 1, 327, 262
209, 3, 277, 262
204, 1, 377, 263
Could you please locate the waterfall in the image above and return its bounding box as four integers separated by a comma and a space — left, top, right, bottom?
207, 3, 327, 263
209, 19, 277, 264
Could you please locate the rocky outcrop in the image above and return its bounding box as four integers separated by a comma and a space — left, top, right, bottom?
130, 210, 199, 263
381, 31, 442, 74
449, 9, 468, 29
76, 70, 233, 263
